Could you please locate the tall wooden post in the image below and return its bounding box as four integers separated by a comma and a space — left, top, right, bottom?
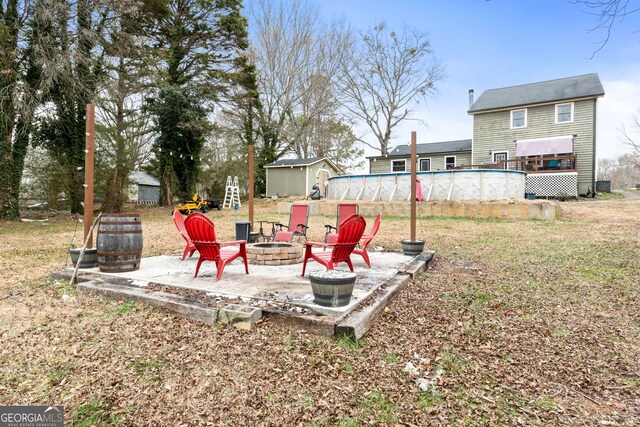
84, 104, 95, 248
248, 144, 255, 230
410, 131, 417, 242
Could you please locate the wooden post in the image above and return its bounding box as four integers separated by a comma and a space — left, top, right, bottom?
84, 104, 95, 248
410, 131, 417, 242
248, 144, 255, 230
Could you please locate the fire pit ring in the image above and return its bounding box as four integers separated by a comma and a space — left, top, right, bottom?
246, 242, 303, 266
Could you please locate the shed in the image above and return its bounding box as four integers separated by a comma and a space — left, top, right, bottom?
264, 157, 343, 198
128, 171, 160, 203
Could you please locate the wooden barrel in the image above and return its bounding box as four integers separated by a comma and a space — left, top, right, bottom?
309, 271, 357, 307
97, 213, 143, 272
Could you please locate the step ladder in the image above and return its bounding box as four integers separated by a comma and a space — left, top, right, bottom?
222, 176, 241, 209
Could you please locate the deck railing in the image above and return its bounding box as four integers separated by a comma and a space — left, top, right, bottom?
452, 155, 577, 174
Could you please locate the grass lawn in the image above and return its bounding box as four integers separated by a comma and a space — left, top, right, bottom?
1, 198, 638, 425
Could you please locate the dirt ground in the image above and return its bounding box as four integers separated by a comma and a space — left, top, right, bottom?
0, 198, 638, 426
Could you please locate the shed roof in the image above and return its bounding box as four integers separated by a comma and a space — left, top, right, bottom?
367, 139, 472, 159
264, 156, 342, 172
129, 171, 160, 187
468, 73, 605, 114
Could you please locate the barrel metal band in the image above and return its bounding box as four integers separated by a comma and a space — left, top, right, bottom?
97, 230, 143, 235
97, 250, 142, 256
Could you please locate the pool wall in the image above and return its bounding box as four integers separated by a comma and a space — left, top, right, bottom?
327, 170, 526, 202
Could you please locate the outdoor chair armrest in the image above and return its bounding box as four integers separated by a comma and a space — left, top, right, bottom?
219, 240, 246, 246
324, 224, 337, 232
305, 241, 332, 248
296, 224, 309, 231
275, 222, 288, 230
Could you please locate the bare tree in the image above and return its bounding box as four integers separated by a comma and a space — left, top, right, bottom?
337, 22, 445, 156
620, 110, 640, 156
573, 0, 640, 57
249, 0, 348, 160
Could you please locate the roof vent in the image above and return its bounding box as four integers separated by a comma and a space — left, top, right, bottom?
468, 89, 474, 108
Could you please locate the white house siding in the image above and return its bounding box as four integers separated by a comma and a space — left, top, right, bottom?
472, 98, 596, 194
369, 152, 472, 174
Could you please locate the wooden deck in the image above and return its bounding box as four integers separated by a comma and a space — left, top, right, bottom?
452, 154, 577, 174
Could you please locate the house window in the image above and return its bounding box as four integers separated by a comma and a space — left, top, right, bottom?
556, 102, 574, 123
391, 160, 406, 172
511, 109, 527, 128
445, 156, 456, 169
493, 151, 508, 169
419, 158, 431, 171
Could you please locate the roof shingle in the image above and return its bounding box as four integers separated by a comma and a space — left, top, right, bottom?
468, 73, 605, 114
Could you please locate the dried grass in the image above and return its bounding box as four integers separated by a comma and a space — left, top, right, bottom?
1, 198, 639, 425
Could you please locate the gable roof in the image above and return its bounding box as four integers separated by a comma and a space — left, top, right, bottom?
129, 171, 160, 186
367, 139, 472, 159
264, 156, 342, 173
468, 73, 605, 114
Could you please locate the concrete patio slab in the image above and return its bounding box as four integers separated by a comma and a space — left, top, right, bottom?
54, 248, 435, 338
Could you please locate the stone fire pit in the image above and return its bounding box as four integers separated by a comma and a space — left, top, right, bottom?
246, 242, 303, 266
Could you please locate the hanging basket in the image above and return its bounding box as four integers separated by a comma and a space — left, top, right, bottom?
400, 239, 425, 256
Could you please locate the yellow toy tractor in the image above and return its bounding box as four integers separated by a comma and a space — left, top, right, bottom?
173, 194, 209, 215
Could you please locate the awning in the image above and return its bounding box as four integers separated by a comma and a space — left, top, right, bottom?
515, 135, 574, 157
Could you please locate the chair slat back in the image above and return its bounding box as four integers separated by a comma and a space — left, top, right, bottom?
173, 211, 190, 239
184, 213, 221, 260
336, 203, 358, 229
289, 204, 309, 234
332, 214, 366, 262
369, 213, 382, 237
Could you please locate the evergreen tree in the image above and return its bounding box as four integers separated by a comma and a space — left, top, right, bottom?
0, 0, 37, 220
147, 0, 249, 205
31, 0, 109, 214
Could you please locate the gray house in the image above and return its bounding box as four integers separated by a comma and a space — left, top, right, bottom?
468, 73, 605, 196
128, 171, 160, 203
367, 139, 472, 173
264, 157, 343, 198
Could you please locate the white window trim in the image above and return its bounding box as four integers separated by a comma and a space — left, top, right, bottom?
391, 159, 406, 172
493, 151, 509, 169
444, 155, 456, 169
418, 157, 432, 172
555, 102, 574, 124
510, 108, 527, 129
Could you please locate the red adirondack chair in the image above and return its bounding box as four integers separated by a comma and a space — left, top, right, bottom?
302, 214, 366, 277
274, 204, 310, 242
353, 213, 382, 267
325, 203, 359, 243
183, 213, 249, 281
173, 210, 196, 260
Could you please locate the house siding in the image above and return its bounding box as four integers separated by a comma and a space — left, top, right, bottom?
369, 151, 472, 173
472, 98, 596, 194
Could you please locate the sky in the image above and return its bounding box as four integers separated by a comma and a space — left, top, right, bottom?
251, 0, 640, 164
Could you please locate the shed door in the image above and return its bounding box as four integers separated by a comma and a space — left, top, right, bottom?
317, 169, 330, 197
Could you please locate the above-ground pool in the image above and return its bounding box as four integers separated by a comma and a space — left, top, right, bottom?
327, 170, 526, 202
